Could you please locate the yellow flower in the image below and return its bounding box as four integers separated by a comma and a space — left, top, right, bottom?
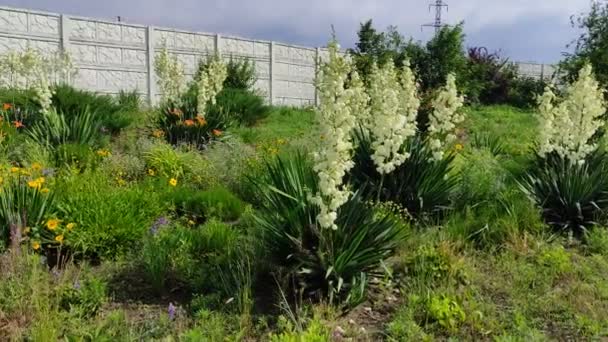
277, 138, 286, 145
40, 188, 50, 194
152, 129, 165, 138
10, 167, 19, 173
27, 180, 41, 189
96, 149, 110, 157
454, 143, 464, 152
169, 178, 178, 187
46, 218, 60, 231
31, 241, 40, 250
66, 223, 76, 231
148, 169, 156, 176
23, 226, 30, 234
187, 220, 195, 225
55, 235, 64, 244
31, 162, 42, 171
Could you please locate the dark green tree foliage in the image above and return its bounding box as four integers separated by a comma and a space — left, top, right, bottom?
417, 24, 467, 91
348, 20, 407, 82
560, 2, 608, 91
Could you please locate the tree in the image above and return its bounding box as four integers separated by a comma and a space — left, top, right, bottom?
560, 2, 608, 90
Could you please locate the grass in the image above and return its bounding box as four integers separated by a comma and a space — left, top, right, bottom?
5, 102, 608, 341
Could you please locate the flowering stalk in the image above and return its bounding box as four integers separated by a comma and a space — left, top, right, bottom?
311, 40, 361, 230
197, 56, 228, 117
427, 73, 465, 161
154, 43, 185, 104
538, 64, 605, 164
0, 47, 72, 114
366, 60, 419, 174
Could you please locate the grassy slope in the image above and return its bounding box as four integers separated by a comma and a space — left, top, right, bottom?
4, 105, 608, 340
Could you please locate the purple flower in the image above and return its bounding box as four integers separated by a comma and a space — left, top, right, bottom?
168, 302, 176, 320
42, 168, 55, 177
149, 216, 170, 235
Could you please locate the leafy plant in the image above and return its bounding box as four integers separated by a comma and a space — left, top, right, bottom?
209, 88, 271, 126
157, 85, 230, 149
196, 56, 256, 91
0, 164, 55, 251
27, 108, 102, 150
520, 151, 608, 237
350, 130, 458, 221
470, 132, 505, 156
250, 153, 405, 304
52, 84, 134, 133
169, 186, 246, 223
425, 294, 466, 333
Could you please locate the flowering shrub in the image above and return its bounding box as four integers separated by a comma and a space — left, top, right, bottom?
366, 60, 419, 174
311, 40, 364, 230
427, 74, 465, 161
522, 64, 608, 236
0, 164, 57, 252
157, 57, 229, 149
0, 48, 75, 115
196, 56, 228, 117
154, 44, 185, 104
538, 64, 605, 164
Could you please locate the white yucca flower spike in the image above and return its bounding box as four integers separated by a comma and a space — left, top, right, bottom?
155, 44, 185, 103
538, 64, 605, 164
427, 73, 465, 161
197, 56, 228, 117
366, 60, 419, 174
0, 47, 65, 114
311, 40, 360, 230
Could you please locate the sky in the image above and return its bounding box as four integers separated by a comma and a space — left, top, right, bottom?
1, 0, 594, 63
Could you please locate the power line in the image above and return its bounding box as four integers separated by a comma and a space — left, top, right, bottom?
422, 0, 449, 33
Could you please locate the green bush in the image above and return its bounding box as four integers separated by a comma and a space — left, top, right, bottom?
209, 88, 271, 126
250, 153, 405, 305
455, 148, 507, 207
350, 130, 458, 221
520, 151, 608, 237
52, 84, 135, 133
168, 186, 246, 223
196, 56, 256, 90
59, 274, 107, 317
55, 171, 170, 259
27, 108, 104, 150
0, 88, 41, 115
157, 85, 230, 149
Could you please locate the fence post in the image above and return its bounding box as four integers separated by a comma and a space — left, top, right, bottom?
270, 41, 275, 105
146, 26, 156, 107
215, 33, 222, 57
315, 47, 320, 107
59, 14, 71, 84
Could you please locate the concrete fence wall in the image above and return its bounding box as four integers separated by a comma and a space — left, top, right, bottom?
0, 6, 323, 107
0, 5, 556, 107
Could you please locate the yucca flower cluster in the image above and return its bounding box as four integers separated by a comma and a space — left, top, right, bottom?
197, 56, 228, 117
366, 61, 419, 174
311, 41, 363, 230
427, 74, 465, 161
0, 48, 74, 115
537, 64, 606, 164
155, 44, 185, 104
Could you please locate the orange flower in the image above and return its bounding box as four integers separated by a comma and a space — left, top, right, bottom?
3, 103, 12, 111
184, 119, 195, 127
196, 115, 207, 126
212, 129, 222, 137
31, 241, 40, 250
13, 120, 24, 128
170, 108, 183, 117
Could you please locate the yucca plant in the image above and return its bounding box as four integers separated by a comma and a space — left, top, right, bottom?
470, 132, 505, 156
27, 107, 102, 149
250, 153, 405, 305
519, 150, 608, 237
350, 128, 458, 221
